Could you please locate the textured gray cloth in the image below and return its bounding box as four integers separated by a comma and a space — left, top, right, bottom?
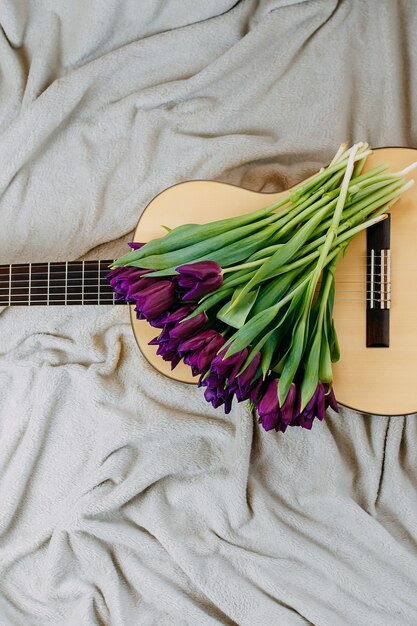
1, 1, 417, 625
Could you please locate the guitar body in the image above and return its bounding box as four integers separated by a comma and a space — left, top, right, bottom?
131, 147, 417, 416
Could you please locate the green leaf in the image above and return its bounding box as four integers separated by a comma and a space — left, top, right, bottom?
223, 305, 280, 358
265, 286, 308, 374
238, 298, 297, 380
278, 316, 307, 405
223, 267, 255, 287
299, 326, 322, 411
327, 277, 335, 313
261, 328, 282, 378
238, 327, 278, 376
250, 269, 298, 317
114, 223, 202, 265
319, 322, 333, 384
216, 287, 259, 329
113, 196, 291, 266
222, 271, 258, 291
246, 244, 283, 263
145, 267, 178, 277
329, 318, 340, 362
230, 202, 332, 309
130, 215, 280, 270
182, 288, 234, 319
324, 278, 340, 363
117, 210, 277, 270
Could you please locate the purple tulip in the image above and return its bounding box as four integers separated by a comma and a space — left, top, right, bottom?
179, 329, 226, 376
203, 387, 225, 409
148, 311, 172, 328
155, 339, 182, 369
147, 304, 197, 328
106, 266, 155, 302
199, 370, 230, 411
198, 346, 249, 414
179, 329, 218, 352
290, 382, 323, 429
256, 377, 341, 434
290, 382, 339, 431
204, 384, 234, 414
210, 347, 249, 383
257, 378, 281, 431
234, 352, 261, 401
256, 379, 298, 433
147, 306, 204, 371
134, 280, 176, 320
128, 242, 145, 249
169, 312, 208, 341
324, 385, 339, 413
175, 261, 223, 300
149, 322, 182, 370
280, 383, 297, 425
250, 378, 263, 404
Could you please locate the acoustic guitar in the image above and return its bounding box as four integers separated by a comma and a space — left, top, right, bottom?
1, 147, 416, 416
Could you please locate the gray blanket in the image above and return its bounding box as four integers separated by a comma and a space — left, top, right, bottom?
1, 1, 417, 624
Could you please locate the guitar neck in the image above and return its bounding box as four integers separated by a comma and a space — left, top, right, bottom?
0, 260, 126, 306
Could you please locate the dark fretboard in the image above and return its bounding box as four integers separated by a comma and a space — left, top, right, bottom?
0, 260, 126, 306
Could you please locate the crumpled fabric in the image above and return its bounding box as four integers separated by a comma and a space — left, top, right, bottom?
1, 1, 416, 624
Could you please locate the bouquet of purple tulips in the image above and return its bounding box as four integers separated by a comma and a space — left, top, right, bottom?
107, 143, 414, 434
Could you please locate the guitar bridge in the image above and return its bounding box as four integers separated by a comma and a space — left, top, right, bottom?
366, 214, 391, 347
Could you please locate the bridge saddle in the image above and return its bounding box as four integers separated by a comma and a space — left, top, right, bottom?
369, 248, 391, 310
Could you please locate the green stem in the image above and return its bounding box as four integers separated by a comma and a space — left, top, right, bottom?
222, 269, 257, 289
301, 178, 405, 254
247, 244, 284, 263
305, 144, 360, 305
335, 214, 388, 247
350, 163, 390, 184
290, 146, 371, 200
222, 258, 268, 274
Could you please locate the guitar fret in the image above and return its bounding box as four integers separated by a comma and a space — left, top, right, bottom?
113, 261, 115, 305
49, 263, 65, 304
112, 260, 115, 304
0, 261, 125, 306
31, 263, 48, 304
84, 261, 99, 305
67, 262, 83, 305
47, 262, 50, 306
65, 261, 68, 306
28, 263, 31, 306
10, 265, 29, 305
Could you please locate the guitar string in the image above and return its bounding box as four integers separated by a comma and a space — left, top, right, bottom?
0, 264, 393, 284
0, 263, 390, 279
0, 300, 120, 304
0, 256, 393, 276
0, 256, 393, 271
0, 270, 392, 298
0, 270, 392, 284
0, 285, 389, 293
0, 255, 390, 266
0, 282, 390, 291
0, 294, 391, 305
0, 278, 391, 290
0, 286, 391, 298
0, 280, 390, 291
0, 294, 391, 306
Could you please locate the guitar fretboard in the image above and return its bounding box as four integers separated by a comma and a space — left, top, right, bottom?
0, 260, 126, 306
